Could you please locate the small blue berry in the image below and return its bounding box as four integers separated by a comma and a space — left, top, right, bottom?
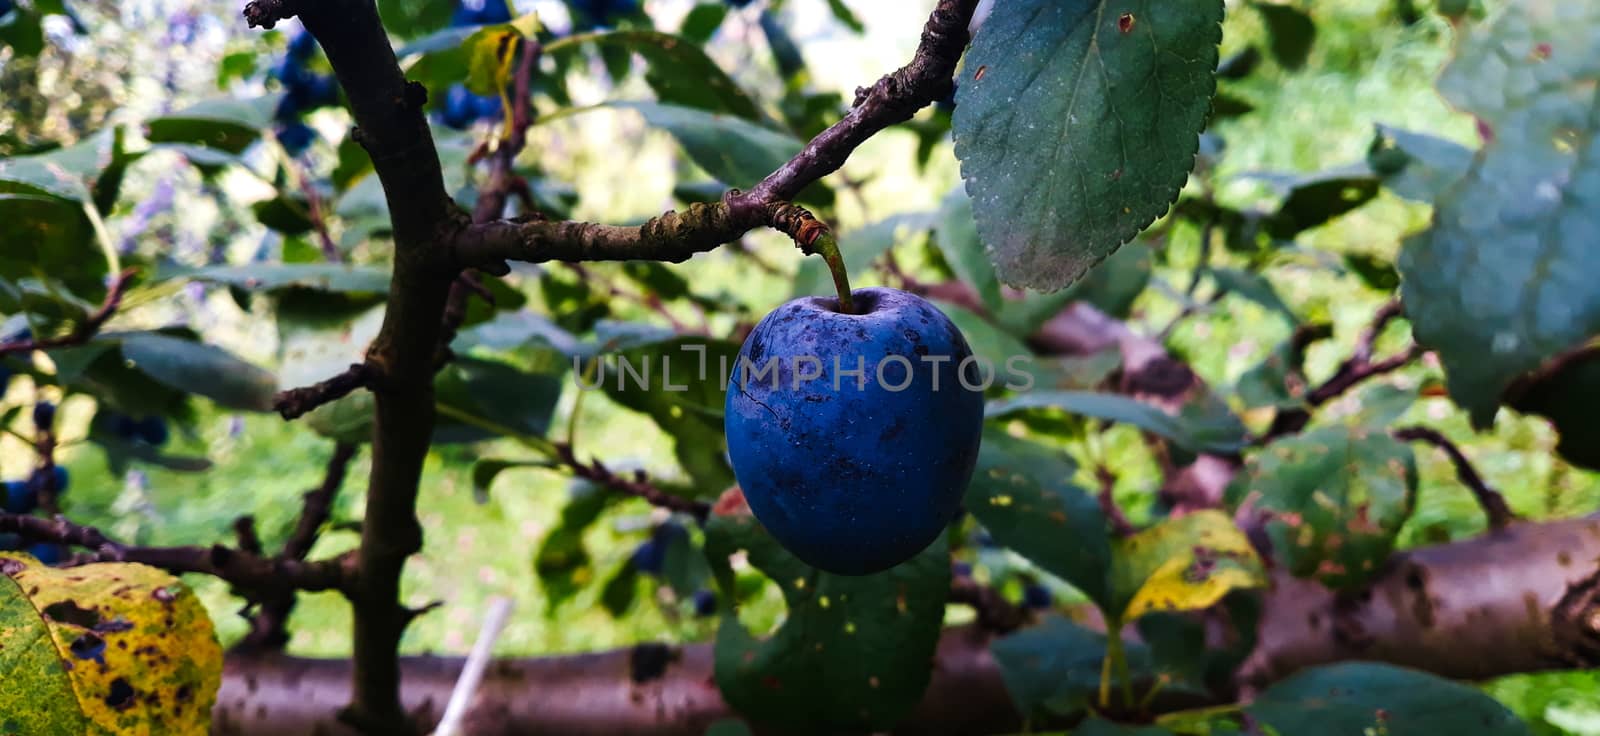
307, 74, 341, 109
1022, 584, 1052, 610
277, 122, 318, 155
138, 417, 170, 447
473, 92, 503, 121
952, 561, 973, 578
692, 589, 716, 617
51, 466, 68, 494
26, 543, 63, 565
3, 480, 35, 514
441, 84, 477, 130
287, 30, 319, 61
32, 401, 55, 429
630, 539, 664, 575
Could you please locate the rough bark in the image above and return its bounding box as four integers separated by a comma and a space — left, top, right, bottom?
212, 516, 1600, 735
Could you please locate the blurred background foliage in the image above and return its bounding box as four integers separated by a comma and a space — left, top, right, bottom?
3, 0, 1598, 732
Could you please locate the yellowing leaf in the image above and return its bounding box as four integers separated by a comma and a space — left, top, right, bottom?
464, 13, 541, 131
1109, 510, 1265, 622
0, 552, 223, 735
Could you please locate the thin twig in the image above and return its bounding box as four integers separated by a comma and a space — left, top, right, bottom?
1394, 425, 1515, 529
552, 443, 709, 521
0, 268, 138, 358
241, 442, 360, 651
1096, 465, 1136, 537
273, 362, 372, 420
0, 512, 352, 593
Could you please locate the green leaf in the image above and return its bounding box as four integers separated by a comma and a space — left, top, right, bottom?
709, 513, 950, 732
600, 560, 641, 617
435, 356, 566, 442
172, 263, 391, 295
1254, 167, 1380, 240
598, 337, 740, 492
1235, 325, 1330, 410
1397, 2, 1600, 426
146, 95, 280, 154
990, 614, 1118, 719
704, 719, 753, 736
1253, 2, 1315, 70
1226, 426, 1416, 589
613, 101, 802, 189
0, 555, 223, 736
1108, 510, 1266, 622
1509, 352, 1600, 471
936, 188, 1002, 312
987, 391, 1247, 455
824, 0, 865, 34
964, 429, 1111, 607
679, 5, 729, 45
994, 241, 1153, 335
547, 31, 759, 119
1247, 663, 1531, 735
118, 332, 279, 412
1076, 719, 1177, 736
952, 0, 1224, 291
0, 194, 98, 297
535, 480, 615, 611
0, 127, 129, 205
472, 458, 555, 503
1366, 123, 1473, 203
1209, 267, 1297, 324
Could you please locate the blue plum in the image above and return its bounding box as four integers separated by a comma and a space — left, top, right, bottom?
453, 0, 513, 26
32, 400, 54, 429
441, 84, 477, 130
3, 480, 34, 514
137, 416, 170, 446
725, 287, 985, 575
26, 543, 63, 565
1021, 583, 1052, 610
630, 539, 664, 574
692, 589, 716, 617
277, 121, 317, 155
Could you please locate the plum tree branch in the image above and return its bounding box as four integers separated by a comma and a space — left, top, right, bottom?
273, 362, 371, 420
449, 0, 979, 270
0, 512, 353, 594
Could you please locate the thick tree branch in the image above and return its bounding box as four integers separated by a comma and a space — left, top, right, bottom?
0, 512, 353, 594
451, 0, 979, 270
211, 515, 1600, 735
1393, 425, 1515, 529
0, 268, 137, 358
247, 0, 464, 729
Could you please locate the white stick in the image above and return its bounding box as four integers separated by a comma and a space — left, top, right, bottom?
430, 596, 515, 736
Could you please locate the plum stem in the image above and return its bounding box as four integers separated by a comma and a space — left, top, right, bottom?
811, 232, 855, 313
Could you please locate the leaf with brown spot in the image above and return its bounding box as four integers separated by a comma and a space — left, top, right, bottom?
1109, 511, 1266, 622
706, 514, 949, 732
0, 553, 222, 735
